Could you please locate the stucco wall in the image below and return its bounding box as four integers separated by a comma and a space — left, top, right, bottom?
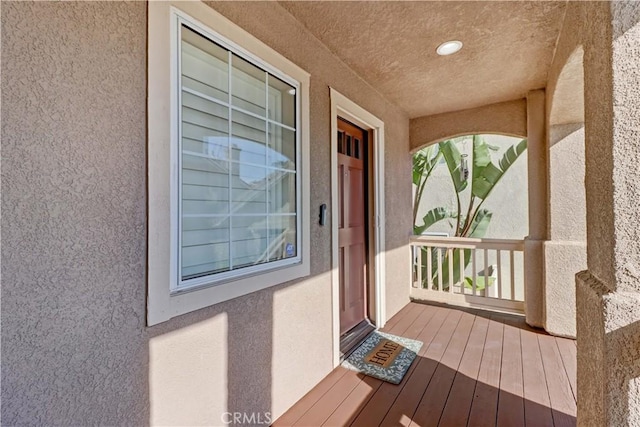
549, 125, 586, 242
409, 99, 527, 152
1, 2, 149, 424
548, 1, 640, 425
543, 124, 587, 338
1, 1, 411, 425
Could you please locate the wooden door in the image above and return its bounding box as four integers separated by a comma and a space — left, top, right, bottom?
338, 118, 368, 335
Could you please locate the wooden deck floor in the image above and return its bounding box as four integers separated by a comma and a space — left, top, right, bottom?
274, 302, 576, 427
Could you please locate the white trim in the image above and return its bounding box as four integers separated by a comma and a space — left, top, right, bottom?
330, 88, 386, 367
148, 1, 310, 326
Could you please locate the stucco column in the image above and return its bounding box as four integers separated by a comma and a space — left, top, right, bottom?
577, 2, 640, 426
543, 124, 587, 338
523, 89, 548, 328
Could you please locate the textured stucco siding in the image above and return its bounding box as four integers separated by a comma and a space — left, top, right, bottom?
541, 124, 587, 338
2, 1, 411, 425
409, 99, 527, 152
549, 125, 586, 242
609, 1, 640, 293
549, 2, 640, 425
1, 2, 149, 425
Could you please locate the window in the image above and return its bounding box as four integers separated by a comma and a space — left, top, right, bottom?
178, 23, 300, 288
148, 1, 310, 325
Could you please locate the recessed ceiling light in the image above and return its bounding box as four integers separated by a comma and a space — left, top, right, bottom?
436, 40, 463, 56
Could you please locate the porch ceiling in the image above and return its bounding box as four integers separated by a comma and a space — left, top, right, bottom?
280, 1, 567, 118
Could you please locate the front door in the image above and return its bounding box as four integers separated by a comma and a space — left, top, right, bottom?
337, 118, 368, 335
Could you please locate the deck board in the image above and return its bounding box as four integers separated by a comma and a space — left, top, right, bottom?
538, 334, 577, 427
272, 367, 349, 427
379, 309, 462, 427
496, 319, 525, 427
274, 302, 577, 427
555, 337, 577, 401
273, 304, 423, 426
467, 316, 504, 427
295, 303, 429, 426
320, 305, 437, 426
382, 302, 417, 331
350, 307, 449, 427
438, 315, 489, 426
409, 311, 475, 426
521, 327, 554, 427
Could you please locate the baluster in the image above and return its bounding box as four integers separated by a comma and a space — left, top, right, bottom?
472, 248, 477, 296
484, 248, 489, 298
415, 246, 421, 289
459, 248, 465, 294
437, 248, 443, 292
448, 248, 454, 293
497, 249, 502, 299
427, 246, 433, 290
510, 250, 516, 300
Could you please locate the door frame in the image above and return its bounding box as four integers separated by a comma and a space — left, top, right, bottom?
330, 88, 386, 367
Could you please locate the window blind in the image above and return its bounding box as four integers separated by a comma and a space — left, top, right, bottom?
179, 25, 298, 282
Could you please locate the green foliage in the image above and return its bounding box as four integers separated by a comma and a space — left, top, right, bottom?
414, 207, 457, 235
439, 140, 468, 193
469, 209, 492, 238
472, 135, 527, 201
412, 135, 527, 291
412, 145, 442, 233
463, 275, 495, 291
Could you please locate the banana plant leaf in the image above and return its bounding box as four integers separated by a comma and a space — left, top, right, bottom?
472, 136, 527, 200
413, 146, 443, 232
439, 140, 468, 193
463, 275, 496, 291
412, 145, 440, 185
469, 209, 492, 237
500, 139, 527, 172
414, 207, 457, 235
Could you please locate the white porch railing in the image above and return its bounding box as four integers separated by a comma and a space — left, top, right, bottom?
410, 235, 525, 314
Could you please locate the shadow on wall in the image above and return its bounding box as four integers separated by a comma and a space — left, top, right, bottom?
606, 319, 640, 426
1, 1, 411, 425
577, 282, 640, 426
148, 283, 284, 427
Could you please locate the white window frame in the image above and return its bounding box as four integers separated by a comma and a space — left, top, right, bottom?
148, 1, 310, 326
175, 13, 301, 290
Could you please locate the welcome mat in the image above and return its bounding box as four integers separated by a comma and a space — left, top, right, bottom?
342, 331, 422, 384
